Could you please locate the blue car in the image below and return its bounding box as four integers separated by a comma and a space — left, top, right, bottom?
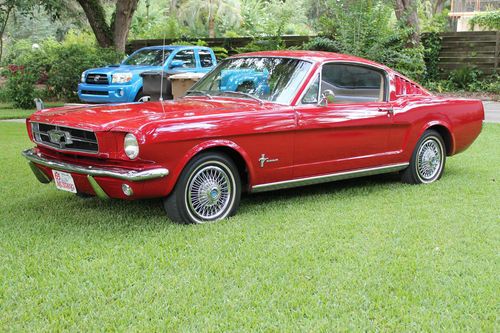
78, 46, 217, 103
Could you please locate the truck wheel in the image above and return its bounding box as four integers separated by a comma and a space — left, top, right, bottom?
163, 152, 241, 224
134, 90, 150, 102
401, 129, 446, 184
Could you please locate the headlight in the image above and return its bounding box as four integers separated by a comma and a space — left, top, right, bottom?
124, 133, 139, 159
81, 72, 86, 83
112, 72, 133, 84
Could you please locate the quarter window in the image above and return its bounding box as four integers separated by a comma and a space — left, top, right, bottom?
321, 63, 385, 103
301, 75, 319, 104
173, 50, 196, 68
199, 50, 214, 68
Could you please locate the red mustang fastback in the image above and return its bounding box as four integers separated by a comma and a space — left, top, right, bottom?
23, 51, 484, 224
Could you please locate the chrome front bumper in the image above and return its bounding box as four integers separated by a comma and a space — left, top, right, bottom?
22, 148, 169, 182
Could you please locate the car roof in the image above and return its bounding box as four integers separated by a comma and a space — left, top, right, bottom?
136, 45, 212, 51
232, 50, 394, 73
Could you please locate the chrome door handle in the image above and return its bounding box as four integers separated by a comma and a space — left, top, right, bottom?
378, 107, 394, 116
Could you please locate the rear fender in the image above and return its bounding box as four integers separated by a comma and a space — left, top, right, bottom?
419, 120, 456, 155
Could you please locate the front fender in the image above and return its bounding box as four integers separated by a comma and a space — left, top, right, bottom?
167, 139, 256, 194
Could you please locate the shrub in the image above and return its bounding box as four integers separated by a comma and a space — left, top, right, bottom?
4, 65, 37, 109
314, 0, 426, 81
302, 37, 340, 52
448, 67, 482, 90
465, 73, 500, 93
469, 10, 500, 31
6, 31, 123, 102
0, 87, 8, 103
421, 32, 442, 81
47, 45, 121, 101
212, 46, 229, 60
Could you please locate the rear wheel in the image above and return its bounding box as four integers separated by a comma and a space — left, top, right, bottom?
163, 152, 241, 224
401, 129, 446, 184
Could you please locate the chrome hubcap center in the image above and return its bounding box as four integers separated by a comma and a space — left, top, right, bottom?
417, 138, 442, 180
187, 164, 232, 220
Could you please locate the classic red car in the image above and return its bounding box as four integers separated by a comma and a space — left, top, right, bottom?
23, 51, 484, 224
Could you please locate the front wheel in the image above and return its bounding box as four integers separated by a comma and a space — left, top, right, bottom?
134, 90, 150, 102
163, 153, 241, 224
401, 129, 446, 184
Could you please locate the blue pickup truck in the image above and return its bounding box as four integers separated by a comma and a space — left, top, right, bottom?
78, 45, 217, 103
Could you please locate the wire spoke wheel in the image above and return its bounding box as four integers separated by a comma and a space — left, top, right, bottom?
416, 137, 443, 182
186, 163, 233, 222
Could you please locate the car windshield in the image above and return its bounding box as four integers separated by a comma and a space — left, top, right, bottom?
122, 49, 172, 66
188, 57, 312, 104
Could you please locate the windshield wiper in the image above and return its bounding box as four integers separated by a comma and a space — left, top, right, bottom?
218, 91, 264, 105
185, 90, 213, 99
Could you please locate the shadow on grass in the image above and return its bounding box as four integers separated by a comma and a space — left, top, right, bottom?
12, 172, 404, 230
242, 172, 402, 205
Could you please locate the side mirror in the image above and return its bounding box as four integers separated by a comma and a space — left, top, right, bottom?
318, 89, 335, 107
169, 60, 184, 69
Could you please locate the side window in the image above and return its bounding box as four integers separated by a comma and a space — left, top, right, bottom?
199, 50, 214, 68
321, 63, 385, 103
173, 50, 196, 68
301, 74, 319, 104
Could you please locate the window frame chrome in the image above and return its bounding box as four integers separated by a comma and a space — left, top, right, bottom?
297, 60, 391, 106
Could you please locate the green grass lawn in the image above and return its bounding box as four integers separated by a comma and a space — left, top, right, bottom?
0, 102, 64, 120
0, 122, 498, 331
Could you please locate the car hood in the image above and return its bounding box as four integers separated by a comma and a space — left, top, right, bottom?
29, 98, 273, 132
85, 64, 163, 76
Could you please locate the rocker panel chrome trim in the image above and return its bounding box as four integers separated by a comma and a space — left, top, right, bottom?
251, 163, 409, 192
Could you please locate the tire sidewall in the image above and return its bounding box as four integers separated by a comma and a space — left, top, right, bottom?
411, 130, 446, 184
174, 153, 241, 224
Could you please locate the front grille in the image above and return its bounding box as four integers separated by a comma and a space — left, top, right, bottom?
85, 73, 109, 85
81, 90, 108, 96
31, 122, 98, 154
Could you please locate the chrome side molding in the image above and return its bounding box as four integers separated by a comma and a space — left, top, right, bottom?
22, 148, 169, 182
251, 163, 409, 193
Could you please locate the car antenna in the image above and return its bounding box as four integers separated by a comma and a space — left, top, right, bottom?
159, 26, 166, 103
159, 1, 168, 114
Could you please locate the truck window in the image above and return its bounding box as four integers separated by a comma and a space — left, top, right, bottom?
199, 50, 214, 68
173, 50, 196, 68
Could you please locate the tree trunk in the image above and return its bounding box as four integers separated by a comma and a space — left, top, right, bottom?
394, 0, 420, 46
113, 0, 139, 52
75, 0, 113, 48
208, 0, 216, 38
432, 0, 447, 15
75, 0, 139, 52
0, 5, 13, 62
170, 0, 177, 14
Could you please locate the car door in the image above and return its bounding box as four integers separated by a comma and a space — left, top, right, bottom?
293, 62, 394, 178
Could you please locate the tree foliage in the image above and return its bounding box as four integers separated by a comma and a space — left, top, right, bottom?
0, 0, 63, 61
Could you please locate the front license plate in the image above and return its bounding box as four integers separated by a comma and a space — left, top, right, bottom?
52, 170, 77, 193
